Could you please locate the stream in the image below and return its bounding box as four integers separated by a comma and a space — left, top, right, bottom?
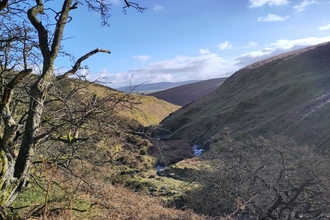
156, 144, 203, 172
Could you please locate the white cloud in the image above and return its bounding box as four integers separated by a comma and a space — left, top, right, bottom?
199, 48, 211, 55
216, 41, 233, 50
258, 14, 290, 21
248, 41, 258, 47
293, 0, 317, 12
235, 48, 276, 66
318, 22, 330, 31
96, 54, 239, 87
249, 0, 289, 8
234, 41, 259, 49
109, 0, 121, 5
132, 55, 151, 61
89, 35, 330, 88
269, 36, 330, 49
153, 5, 164, 11
247, 41, 258, 48
235, 35, 330, 66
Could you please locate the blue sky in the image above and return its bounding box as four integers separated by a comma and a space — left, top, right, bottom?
54, 0, 330, 88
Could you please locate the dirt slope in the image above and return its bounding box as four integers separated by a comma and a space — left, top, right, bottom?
159, 42, 330, 148
148, 78, 228, 106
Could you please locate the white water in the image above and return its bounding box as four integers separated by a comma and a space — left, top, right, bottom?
156, 144, 203, 171
192, 144, 203, 156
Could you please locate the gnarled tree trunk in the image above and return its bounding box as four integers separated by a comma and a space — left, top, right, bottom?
0, 0, 140, 212
0, 0, 72, 208
0, 69, 32, 207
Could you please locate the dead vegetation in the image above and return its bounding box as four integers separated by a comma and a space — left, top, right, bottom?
10, 160, 206, 220
183, 134, 330, 219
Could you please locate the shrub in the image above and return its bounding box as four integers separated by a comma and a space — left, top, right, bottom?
184, 135, 330, 219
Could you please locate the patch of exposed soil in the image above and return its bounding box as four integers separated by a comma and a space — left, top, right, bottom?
148, 139, 195, 166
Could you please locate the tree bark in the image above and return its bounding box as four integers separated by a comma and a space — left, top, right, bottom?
0, 0, 112, 209
0, 0, 73, 208
0, 69, 32, 207
0, 0, 8, 11
13, 0, 73, 179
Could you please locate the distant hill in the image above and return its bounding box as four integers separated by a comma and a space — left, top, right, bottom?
148, 78, 228, 106
159, 42, 330, 148
115, 80, 200, 94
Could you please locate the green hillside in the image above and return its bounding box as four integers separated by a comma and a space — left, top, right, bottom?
69, 80, 180, 126
4, 77, 200, 219
159, 42, 330, 148
152, 42, 330, 218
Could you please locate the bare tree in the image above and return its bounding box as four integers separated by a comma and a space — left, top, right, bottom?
11, 76, 142, 218
184, 135, 330, 219
0, 0, 145, 210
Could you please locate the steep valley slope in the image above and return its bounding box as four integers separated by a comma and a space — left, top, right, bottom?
159, 42, 330, 149
148, 77, 228, 106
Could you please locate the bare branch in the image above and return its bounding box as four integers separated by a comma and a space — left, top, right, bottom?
0, 69, 32, 110
50, 0, 73, 61
0, 0, 8, 11
123, 1, 147, 14
0, 37, 19, 43
27, 2, 51, 58
57, 48, 110, 80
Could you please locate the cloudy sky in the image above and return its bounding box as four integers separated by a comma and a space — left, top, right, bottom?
55, 0, 330, 88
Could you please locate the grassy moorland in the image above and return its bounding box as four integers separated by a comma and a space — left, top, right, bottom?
11, 164, 205, 220
159, 42, 330, 148
5, 77, 205, 219
6, 42, 330, 219
145, 42, 330, 218
70, 80, 180, 126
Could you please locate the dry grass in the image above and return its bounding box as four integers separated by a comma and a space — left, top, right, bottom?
9, 134, 205, 219
62, 79, 180, 126
14, 166, 206, 220
119, 94, 180, 126
77, 179, 204, 220
84, 81, 180, 126
4, 74, 196, 220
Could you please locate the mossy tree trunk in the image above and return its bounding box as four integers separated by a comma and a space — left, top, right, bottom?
0, 0, 72, 207
0, 0, 144, 211
0, 69, 32, 207
0, 0, 110, 208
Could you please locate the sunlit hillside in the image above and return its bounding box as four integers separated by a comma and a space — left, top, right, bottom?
160, 42, 330, 148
